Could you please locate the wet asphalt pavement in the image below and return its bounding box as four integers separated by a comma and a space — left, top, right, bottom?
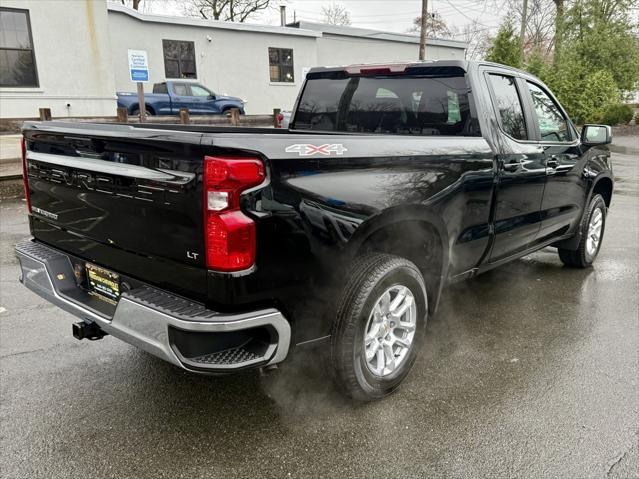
1, 135, 637, 478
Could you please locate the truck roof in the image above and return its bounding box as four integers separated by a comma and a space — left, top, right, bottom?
156, 79, 202, 83
307, 60, 529, 77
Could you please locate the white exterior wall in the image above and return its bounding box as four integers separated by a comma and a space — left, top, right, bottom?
315, 36, 465, 65
107, 11, 318, 114
0, 0, 116, 119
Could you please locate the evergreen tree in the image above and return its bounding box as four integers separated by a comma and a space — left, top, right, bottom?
486, 23, 522, 68
519, 0, 639, 124
525, 48, 548, 78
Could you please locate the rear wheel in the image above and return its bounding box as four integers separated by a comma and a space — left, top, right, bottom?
330, 253, 428, 401
558, 194, 606, 268
131, 107, 153, 117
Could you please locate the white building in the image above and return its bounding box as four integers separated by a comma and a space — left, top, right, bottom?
0, 0, 467, 119
0, 0, 116, 119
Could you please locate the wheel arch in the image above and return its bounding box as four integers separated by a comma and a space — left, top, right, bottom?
346, 206, 450, 313
591, 175, 613, 207
130, 104, 156, 115
221, 104, 243, 114
553, 173, 613, 251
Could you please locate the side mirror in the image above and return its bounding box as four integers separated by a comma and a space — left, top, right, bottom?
581, 124, 612, 146
208, 94, 216, 100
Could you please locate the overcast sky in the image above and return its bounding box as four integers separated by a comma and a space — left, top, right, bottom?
141, 0, 504, 39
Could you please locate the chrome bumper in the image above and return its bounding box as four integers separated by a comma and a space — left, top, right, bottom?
15, 240, 290, 372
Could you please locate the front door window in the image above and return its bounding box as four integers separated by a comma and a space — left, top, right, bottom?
526, 82, 570, 142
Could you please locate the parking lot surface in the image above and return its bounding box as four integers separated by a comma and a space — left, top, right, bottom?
1, 135, 637, 478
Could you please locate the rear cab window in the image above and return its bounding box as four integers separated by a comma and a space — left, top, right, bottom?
292, 66, 481, 136
153, 83, 168, 94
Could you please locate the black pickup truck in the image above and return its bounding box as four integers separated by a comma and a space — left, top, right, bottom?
17, 60, 613, 400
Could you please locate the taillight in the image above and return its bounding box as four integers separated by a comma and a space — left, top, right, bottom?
20, 136, 32, 213
203, 156, 265, 272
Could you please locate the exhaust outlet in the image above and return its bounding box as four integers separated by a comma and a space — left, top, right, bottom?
72, 321, 107, 341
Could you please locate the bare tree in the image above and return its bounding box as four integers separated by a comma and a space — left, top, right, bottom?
321, 3, 351, 26
408, 11, 452, 38
450, 21, 491, 59
552, 0, 564, 63
506, 0, 556, 55
183, 0, 274, 22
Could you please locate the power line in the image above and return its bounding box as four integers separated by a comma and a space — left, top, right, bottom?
440, 0, 498, 27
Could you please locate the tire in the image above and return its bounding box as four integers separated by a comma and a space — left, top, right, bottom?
330, 253, 428, 401
558, 194, 607, 268
131, 108, 153, 117
223, 107, 243, 115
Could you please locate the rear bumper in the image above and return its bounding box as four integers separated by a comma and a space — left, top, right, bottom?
15, 239, 290, 372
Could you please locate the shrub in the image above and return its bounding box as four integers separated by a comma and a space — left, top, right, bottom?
600, 103, 634, 125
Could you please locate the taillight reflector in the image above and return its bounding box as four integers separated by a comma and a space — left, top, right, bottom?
203, 156, 265, 272
20, 136, 32, 213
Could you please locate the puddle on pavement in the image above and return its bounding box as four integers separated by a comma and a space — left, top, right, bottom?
610, 143, 639, 155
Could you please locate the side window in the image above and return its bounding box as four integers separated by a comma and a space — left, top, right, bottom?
190, 85, 211, 97
526, 82, 570, 142
172, 83, 188, 96
488, 74, 527, 140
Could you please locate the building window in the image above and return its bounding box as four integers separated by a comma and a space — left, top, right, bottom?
162, 40, 196, 79
0, 8, 38, 87
268, 48, 294, 83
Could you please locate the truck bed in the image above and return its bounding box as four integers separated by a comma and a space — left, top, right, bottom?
22, 119, 495, 340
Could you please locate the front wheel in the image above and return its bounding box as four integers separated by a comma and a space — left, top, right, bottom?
330, 253, 428, 401
558, 194, 607, 268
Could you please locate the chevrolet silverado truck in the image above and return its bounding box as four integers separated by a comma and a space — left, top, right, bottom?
17, 61, 613, 401
117, 80, 245, 116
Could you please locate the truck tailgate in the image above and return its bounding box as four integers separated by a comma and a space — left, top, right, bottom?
23, 123, 208, 299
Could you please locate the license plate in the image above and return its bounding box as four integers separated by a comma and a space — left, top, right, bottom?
86, 263, 120, 303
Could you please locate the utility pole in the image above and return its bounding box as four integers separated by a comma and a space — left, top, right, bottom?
519, 0, 528, 59
419, 0, 428, 60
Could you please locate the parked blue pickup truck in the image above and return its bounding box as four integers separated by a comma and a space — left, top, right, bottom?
116, 80, 245, 116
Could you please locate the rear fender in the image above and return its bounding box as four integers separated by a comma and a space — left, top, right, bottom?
344, 205, 450, 310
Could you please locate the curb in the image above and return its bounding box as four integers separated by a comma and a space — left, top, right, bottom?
0, 158, 21, 180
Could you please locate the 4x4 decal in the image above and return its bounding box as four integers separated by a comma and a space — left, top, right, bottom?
285, 143, 348, 156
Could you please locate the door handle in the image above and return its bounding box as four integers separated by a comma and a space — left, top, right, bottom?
502, 160, 523, 172
546, 156, 559, 168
